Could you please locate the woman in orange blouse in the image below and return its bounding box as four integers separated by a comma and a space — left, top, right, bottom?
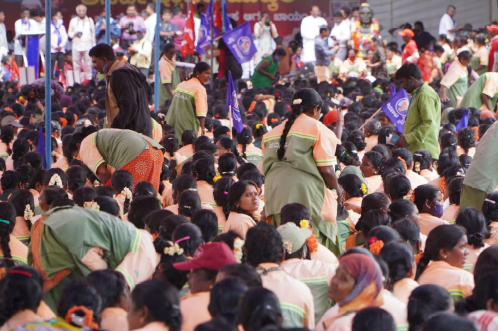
482, 192, 498, 246
128, 280, 183, 331
86, 270, 130, 331
223, 181, 260, 239
191, 158, 216, 207
360, 151, 384, 193
213, 177, 236, 233
455, 208, 490, 273
413, 150, 438, 183
416, 225, 474, 302
380, 241, 419, 304
413, 184, 449, 236
407, 284, 453, 331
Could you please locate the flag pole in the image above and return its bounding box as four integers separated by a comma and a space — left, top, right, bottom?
154, 0, 161, 113
229, 105, 233, 139
358, 107, 382, 131
44, 0, 52, 169
209, 0, 214, 90
105, 0, 110, 45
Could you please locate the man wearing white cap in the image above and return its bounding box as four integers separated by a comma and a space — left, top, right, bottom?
300, 6, 327, 63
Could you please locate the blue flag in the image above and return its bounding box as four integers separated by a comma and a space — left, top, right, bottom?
455, 109, 470, 131
222, 22, 257, 65
381, 85, 410, 133
227, 71, 243, 133
37, 126, 46, 169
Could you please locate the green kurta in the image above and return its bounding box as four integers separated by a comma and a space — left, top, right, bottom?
95, 129, 163, 169
404, 83, 441, 159
251, 56, 278, 88
165, 78, 208, 141
158, 60, 180, 107
28, 206, 139, 310
447, 75, 468, 108
459, 73, 498, 111
471, 56, 488, 76
263, 114, 342, 256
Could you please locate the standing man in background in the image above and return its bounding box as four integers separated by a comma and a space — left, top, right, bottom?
315, 26, 338, 83
0, 11, 8, 59
144, 3, 157, 44
254, 12, 278, 66
159, 9, 178, 49
330, 12, 351, 61
119, 5, 146, 51
50, 11, 67, 79
68, 4, 95, 82
488, 25, 498, 72
170, 7, 185, 56
95, 9, 121, 44
439, 5, 462, 42
128, 28, 152, 78
300, 6, 327, 63
14, 8, 36, 67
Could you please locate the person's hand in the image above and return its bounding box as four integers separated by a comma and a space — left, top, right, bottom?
268, 74, 276, 80
336, 106, 344, 121
124, 23, 130, 29
395, 135, 409, 148
56, 46, 61, 51
388, 28, 397, 35
100, 24, 106, 30
336, 186, 345, 203
176, 31, 183, 35
440, 95, 450, 102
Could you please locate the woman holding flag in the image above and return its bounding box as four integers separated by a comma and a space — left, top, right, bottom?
165, 62, 211, 141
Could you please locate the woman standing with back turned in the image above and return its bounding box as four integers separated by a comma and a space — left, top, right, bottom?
165, 62, 211, 141
262, 88, 344, 255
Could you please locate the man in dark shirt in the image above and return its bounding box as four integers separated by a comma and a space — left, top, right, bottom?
89, 43, 152, 137
413, 21, 436, 49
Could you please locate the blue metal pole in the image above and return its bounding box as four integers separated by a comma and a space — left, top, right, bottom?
154, 0, 160, 113
44, 0, 52, 169
221, 0, 226, 33
105, 0, 111, 45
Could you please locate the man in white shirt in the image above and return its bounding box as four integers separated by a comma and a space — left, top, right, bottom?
144, 3, 157, 43
330, 12, 351, 61
0, 11, 8, 59
14, 7, 37, 67
439, 5, 463, 42
50, 11, 68, 79
68, 4, 95, 82
128, 28, 152, 78
300, 5, 327, 63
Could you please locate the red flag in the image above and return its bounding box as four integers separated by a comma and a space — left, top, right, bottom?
213, 0, 222, 31
181, 1, 196, 58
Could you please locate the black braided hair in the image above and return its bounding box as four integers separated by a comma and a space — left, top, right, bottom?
0, 126, 14, 156
0, 202, 16, 268
277, 88, 323, 160
161, 134, 179, 181
8, 189, 34, 233
218, 136, 245, 165
236, 127, 253, 160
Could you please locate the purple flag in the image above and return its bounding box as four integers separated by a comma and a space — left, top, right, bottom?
222, 22, 257, 65
455, 109, 470, 131
227, 71, 243, 133
381, 85, 410, 133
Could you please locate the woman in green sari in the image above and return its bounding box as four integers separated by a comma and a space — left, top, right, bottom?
165, 62, 211, 141
262, 88, 344, 256
441, 51, 473, 107
459, 72, 498, 111
29, 205, 157, 310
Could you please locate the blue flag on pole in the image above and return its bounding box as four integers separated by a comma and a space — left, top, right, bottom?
37, 126, 46, 169
381, 85, 410, 133
455, 109, 470, 131
227, 71, 243, 133
222, 22, 257, 65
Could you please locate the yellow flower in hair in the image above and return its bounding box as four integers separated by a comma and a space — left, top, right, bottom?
213, 175, 222, 183
255, 124, 263, 129
300, 220, 310, 229
361, 183, 367, 195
